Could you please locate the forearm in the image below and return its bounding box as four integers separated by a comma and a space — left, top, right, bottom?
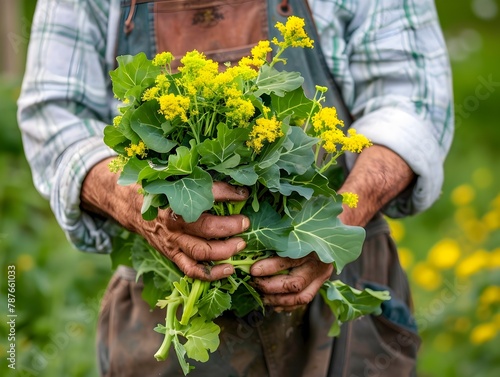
81, 157, 144, 232
338, 145, 415, 227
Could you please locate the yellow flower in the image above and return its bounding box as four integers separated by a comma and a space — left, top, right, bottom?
142, 86, 160, 101
342, 128, 372, 153
451, 184, 475, 206
387, 219, 405, 243
273, 16, 314, 49
113, 115, 122, 127
108, 155, 129, 173
152, 51, 174, 66
341, 192, 359, 208
398, 247, 414, 270
312, 107, 344, 133
248, 40, 272, 68
470, 322, 498, 345
490, 248, 500, 268
158, 93, 190, 122
247, 116, 283, 153
411, 262, 442, 291
124, 141, 147, 158
455, 249, 489, 278
16, 254, 34, 272
427, 238, 461, 269
320, 128, 344, 153
479, 286, 500, 306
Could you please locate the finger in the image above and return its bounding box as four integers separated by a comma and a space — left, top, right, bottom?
169, 251, 235, 281
164, 210, 250, 239
212, 181, 249, 202
253, 260, 333, 294
261, 274, 327, 307
169, 232, 247, 261
250, 256, 305, 277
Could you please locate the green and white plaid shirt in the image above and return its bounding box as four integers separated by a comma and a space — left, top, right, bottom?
17, 0, 454, 253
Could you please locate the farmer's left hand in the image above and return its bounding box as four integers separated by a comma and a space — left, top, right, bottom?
250, 254, 333, 312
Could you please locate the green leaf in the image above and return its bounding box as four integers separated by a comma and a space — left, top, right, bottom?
197, 123, 251, 168
130, 101, 177, 153
118, 157, 149, 185
143, 167, 213, 222
320, 280, 391, 336
172, 336, 194, 375
197, 287, 232, 320
242, 202, 291, 252
130, 236, 182, 286
254, 65, 304, 97
103, 125, 127, 148
230, 277, 264, 317
284, 196, 365, 272
280, 167, 338, 198
224, 163, 259, 186
183, 317, 221, 362
276, 126, 316, 175
110, 53, 161, 101
271, 86, 316, 120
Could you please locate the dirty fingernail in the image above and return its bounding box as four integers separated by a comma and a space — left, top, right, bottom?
223, 267, 233, 275
242, 217, 250, 230
253, 266, 264, 276
236, 241, 246, 252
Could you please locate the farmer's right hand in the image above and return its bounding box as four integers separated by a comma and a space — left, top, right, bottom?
81, 158, 250, 281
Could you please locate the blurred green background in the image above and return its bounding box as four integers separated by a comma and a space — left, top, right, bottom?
0, 0, 499, 376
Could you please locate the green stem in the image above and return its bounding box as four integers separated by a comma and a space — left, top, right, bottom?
180, 279, 206, 325
154, 289, 181, 361
318, 151, 343, 174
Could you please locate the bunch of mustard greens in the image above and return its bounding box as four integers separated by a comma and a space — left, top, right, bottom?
105, 16, 390, 375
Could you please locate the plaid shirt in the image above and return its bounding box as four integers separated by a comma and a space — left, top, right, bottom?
17, 0, 454, 253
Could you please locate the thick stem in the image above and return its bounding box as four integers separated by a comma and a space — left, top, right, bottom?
180, 279, 206, 325
154, 289, 181, 361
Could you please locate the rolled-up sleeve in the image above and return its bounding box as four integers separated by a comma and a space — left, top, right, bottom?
17, 0, 121, 252
313, 0, 454, 217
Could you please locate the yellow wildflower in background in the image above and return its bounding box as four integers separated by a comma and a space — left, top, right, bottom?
387, 219, 405, 243
273, 16, 314, 49
342, 129, 372, 153
411, 262, 442, 291
451, 184, 475, 206
427, 238, 461, 269
341, 192, 359, 208
247, 116, 283, 153
479, 286, 500, 306
398, 247, 414, 270
16, 254, 34, 272
455, 249, 490, 278
470, 322, 498, 345
490, 248, 500, 268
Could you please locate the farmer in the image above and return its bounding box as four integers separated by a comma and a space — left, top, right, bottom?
17, 0, 453, 376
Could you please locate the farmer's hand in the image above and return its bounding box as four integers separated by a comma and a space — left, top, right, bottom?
250, 254, 333, 312
81, 158, 250, 281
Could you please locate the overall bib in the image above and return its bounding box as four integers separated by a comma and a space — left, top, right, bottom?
96, 1, 421, 376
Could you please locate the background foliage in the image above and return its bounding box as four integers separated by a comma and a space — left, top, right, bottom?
1, 0, 499, 376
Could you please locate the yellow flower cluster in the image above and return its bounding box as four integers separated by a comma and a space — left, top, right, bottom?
125, 141, 147, 158
273, 16, 314, 49
341, 192, 359, 208
342, 129, 372, 153
108, 155, 129, 173
158, 93, 190, 122
247, 116, 283, 153
240, 40, 273, 68
152, 51, 174, 67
